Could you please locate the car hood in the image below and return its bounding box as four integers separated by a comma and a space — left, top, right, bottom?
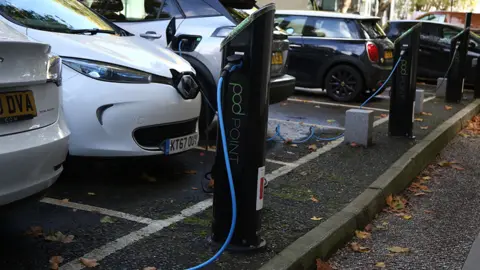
26, 29, 194, 78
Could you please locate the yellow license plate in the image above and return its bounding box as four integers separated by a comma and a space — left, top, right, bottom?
0, 91, 37, 121
384, 51, 393, 59
272, 52, 283, 65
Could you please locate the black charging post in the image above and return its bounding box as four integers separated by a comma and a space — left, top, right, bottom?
210, 4, 275, 251
389, 23, 421, 138
446, 12, 471, 103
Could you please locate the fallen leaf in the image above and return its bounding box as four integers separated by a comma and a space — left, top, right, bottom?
80, 258, 98, 268
364, 224, 373, 232
310, 216, 323, 221
299, 122, 304, 125
143, 267, 157, 270
438, 161, 451, 167
414, 118, 424, 122
314, 105, 321, 108
382, 221, 389, 226
387, 246, 410, 253
308, 144, 318, 151
402, 215, 412, 220
300, 171, 308, 176
141, 172, 156, 183
424, 210, 433, 214
199, 152, 205, 157
316, 258, 333, 270
380, 114, 388, 118
350, 242, 370, 253
375, 262, 386, 268
25, 226, 43, 237
100, 216, 116, 224
281, 102, 288, 106
385, 194, 393, 207
355, 230, 371, 239
420, 126, 429, 130
421, 112, 433, 116
49, 256, 64, 270
61, 198, 69, 203
45, 231, 75, 243
350, 142, 359, 147
286, 151, 295, 155
414, 192, 426, 196
445, 105, 453, 110
191, 187, 199, 190
184, 170, 197, 175
311, 196, 319, 203
459, 132, 470, 138
451, 164, 465, 171
284, 138, 293, 144
422, 176, 431, 181
87, 192, 96, 196
327, 119, 336, 123
290, 144, 298, 148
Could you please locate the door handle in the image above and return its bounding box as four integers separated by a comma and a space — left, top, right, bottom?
289, 44, 301, 48
140, 31, 162, 40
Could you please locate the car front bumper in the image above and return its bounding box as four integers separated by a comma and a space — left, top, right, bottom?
0, 114, 70, 206
269, 74, 296, 104
62, 67, 201, 157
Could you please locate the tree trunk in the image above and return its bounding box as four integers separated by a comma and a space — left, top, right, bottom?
376, 0, 391, 16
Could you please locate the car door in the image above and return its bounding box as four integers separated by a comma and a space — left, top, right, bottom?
274, 15, 308, 85
417, 23, 446, 80
85, 0, 184, 47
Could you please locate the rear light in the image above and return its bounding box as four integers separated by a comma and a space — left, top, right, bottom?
366, 42, 379, 63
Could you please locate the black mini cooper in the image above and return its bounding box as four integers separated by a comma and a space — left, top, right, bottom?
275, 10, 395, 102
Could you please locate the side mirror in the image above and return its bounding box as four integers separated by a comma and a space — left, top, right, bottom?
469, 41, 476, 49
166, 17, 176, 46
286, 28, 294, 35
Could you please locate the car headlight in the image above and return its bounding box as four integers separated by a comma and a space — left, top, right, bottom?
212, 26, 234, 38
62, 58, 152, 84
47, 55, 62, 86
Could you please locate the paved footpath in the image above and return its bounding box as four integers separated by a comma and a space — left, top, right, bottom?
329, 115, 480, 270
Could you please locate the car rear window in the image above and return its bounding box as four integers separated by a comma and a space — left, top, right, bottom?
360, 20, 387, 39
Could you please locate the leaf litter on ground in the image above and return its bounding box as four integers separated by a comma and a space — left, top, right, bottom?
316, 259, 333, 270
44, 231, 75, 243
387, 246, 410, 253
25, 226, 43, 237
49, 256, 64, 270
350, 242, 370, 253
355, 230, 371, 239
80, 258, 98, 268
100, 216, 116, 224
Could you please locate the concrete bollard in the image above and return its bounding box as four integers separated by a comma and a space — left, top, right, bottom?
436, 77, 447, 97
344, 109, 374, 147
415, 89, 425, 114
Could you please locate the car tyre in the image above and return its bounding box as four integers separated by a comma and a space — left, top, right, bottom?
324, 65, 364, 102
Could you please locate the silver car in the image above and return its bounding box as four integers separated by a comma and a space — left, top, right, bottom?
82, 0, 295, 132
0, 21, 70, 206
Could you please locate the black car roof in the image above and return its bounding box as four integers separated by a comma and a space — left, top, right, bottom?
389, 20, 463, 29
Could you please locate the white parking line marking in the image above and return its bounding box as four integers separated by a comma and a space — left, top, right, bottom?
268, 118, 346, 131
287, 98, 391, 112
41, 198, 155, 225
59, 96, 437, 269
424, 96, 436, 103
59, 199, 213, 270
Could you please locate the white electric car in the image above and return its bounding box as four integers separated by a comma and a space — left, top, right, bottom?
82, 0, 295, 133
0, 21, 70, 206
0, 0, 202, 157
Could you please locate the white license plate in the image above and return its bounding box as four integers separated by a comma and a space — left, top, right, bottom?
165, 133, 199, 155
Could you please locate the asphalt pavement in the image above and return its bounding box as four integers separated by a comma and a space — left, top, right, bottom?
0, 85, 465, 269
329, 116, 480, 270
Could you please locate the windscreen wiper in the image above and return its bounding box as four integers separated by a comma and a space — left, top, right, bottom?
69, 28, 116, 35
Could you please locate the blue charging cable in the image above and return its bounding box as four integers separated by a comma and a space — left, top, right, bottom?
186, 62, 243, 270
267, 55, 404, 143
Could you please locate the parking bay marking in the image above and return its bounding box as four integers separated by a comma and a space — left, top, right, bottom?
41, 197, 155, 225
57, 97, 437, 269
287, 97, 391, 112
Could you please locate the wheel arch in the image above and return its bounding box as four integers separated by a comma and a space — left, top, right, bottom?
318, 57, 367, 90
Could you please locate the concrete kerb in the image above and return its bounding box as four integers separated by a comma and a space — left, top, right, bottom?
258, 99, 480, 270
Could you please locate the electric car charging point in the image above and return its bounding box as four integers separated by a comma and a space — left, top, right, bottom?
210, 4, 276, 252
446, 12, 471, 103
388, 23, 421, 139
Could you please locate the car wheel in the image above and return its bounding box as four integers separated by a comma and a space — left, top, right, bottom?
324, 65, 364, 102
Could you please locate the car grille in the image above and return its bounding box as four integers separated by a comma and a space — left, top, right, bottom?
133, 118, 198, 151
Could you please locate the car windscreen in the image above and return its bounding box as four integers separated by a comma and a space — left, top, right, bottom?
360, 19, 387, 39
0, 0, 117, 35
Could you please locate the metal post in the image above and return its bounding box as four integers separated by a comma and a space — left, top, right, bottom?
211, 4, 275, 251
446, 13, 471, 103
389, 23, 421, 138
